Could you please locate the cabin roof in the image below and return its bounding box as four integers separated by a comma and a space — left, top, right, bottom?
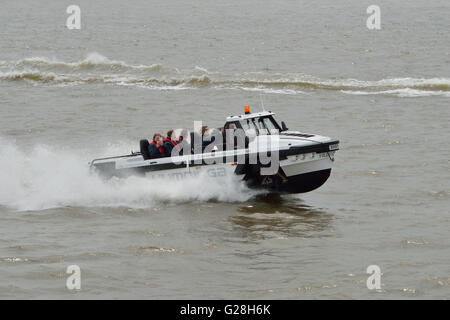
225, 110, 275, 122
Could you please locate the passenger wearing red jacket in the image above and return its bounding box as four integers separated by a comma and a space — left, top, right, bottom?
148, 133, 165, 159
163, 130, 180, 157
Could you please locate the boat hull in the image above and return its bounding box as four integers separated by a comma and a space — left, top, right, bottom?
264, 168, 331, 194
92, 152, 335, 194
90, 135, 339, 194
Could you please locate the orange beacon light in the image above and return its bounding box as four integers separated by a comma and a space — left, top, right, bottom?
244, 105, 250, 114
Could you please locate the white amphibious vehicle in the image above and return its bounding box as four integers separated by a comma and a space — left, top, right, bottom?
90, 107, 339, 194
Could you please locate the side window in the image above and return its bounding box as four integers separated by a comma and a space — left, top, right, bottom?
240, 120, 251, 131
263, 117, 279, 134
224, 121, 240, 130
257, 118, 269, 135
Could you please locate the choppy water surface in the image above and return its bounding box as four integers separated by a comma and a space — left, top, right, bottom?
0, 0, 449, 299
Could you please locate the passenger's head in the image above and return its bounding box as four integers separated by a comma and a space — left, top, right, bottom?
201, 125, 209, 136
211, 127, 221, 137
153, 133, 163, 146
167, 129, 175, 141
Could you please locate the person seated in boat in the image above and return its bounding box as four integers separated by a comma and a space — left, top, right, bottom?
208, 127, 223, 151
148, 133, 165, 159
163, 129, 180, 157
200, 125, 215, 152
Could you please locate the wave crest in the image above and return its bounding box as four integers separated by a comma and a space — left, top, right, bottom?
6, 52, 164, 72
1, 53, 449, 96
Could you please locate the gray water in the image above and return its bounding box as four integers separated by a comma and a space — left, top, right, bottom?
0, 0, 449, 299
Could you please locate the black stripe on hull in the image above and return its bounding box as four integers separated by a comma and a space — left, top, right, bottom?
246, 169, 332, 194
278, 169, 331, 193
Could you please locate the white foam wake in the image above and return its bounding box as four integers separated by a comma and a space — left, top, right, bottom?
0, 138, 256, 212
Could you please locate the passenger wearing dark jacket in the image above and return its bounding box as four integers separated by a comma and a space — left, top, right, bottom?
148, 133, 165, 159
163, 130, 180, 157
200, 125, 215, 152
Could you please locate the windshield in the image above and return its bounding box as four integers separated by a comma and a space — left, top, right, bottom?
240, 118, 259, 136
261, 117, 279, 134
239, 116, 279, 136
